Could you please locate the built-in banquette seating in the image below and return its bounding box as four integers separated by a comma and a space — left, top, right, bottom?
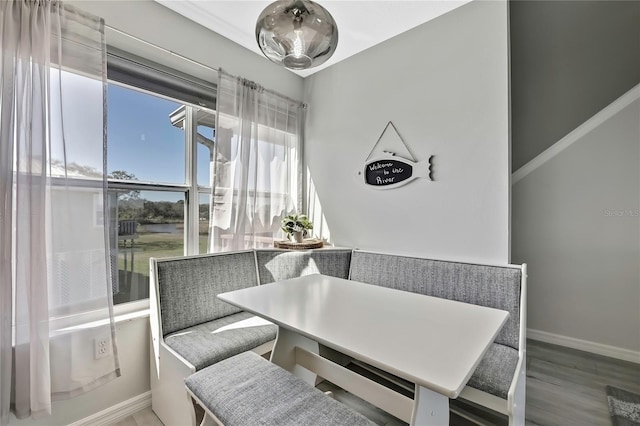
349, 250, 527, 426
150, 247, 526, 426
149, 248, 354, 426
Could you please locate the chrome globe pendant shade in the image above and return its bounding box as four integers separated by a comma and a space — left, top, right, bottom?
255, 0, 338, 70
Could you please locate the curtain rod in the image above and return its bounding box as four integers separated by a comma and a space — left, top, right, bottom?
105, 25, 218, 74
105, 25, 306, 109
219, 68, 307, 108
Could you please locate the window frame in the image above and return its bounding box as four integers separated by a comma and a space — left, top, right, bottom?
106, 54, 217, 309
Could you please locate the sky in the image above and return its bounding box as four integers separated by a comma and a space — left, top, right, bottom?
107, 84, 212, 202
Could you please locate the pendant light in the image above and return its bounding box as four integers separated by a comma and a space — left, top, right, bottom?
255, 0, 338, 70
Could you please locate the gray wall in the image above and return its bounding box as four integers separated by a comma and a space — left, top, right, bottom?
303, 0, 510, 264
511, 0, 640, 355
513, 98, 640, 352
9, 317, 150, 426
510, 0, 640, 171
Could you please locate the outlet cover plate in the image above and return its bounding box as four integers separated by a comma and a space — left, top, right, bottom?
94, 335, 111, 359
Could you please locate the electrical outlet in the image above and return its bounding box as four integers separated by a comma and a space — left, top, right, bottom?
94, 335, 111, 359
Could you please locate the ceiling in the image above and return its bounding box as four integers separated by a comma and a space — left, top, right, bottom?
155, 0, 471, 78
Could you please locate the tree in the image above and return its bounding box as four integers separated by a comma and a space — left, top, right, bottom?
109, 170, 141, 200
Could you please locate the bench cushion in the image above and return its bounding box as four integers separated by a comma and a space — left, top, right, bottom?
186, 351, 375, 426
256, 249, 352, 285
349, 251, 522, 350
157, 251, 258, 336
165, 312, 276, 370
467, 343, 518, 399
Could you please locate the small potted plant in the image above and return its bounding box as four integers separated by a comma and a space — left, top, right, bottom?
281, 214, 313, 243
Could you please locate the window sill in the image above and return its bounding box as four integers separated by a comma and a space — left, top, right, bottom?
114, 306, 150, 324
114, 299, 150, 322
50, 299, 150, 335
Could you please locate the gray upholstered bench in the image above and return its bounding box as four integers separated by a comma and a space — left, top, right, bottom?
255, 248, 353, 284
149, 248, 353, 426
150, 251, 277, 426
349, 250, 527, 425
185, 351, 375, 426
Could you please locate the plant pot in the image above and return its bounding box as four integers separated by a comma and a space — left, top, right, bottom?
292, 231, 304, 243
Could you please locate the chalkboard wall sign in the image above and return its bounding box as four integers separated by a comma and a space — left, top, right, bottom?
364, 156, 431, 189
360, 121, 432, 190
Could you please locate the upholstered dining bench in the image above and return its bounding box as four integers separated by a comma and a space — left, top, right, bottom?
149, 248, 354, 426
149, 251, 278, 426
349, 250, 527, 426
185, 351, 375, 426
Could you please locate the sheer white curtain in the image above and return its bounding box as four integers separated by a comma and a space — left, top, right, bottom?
210, 70, 305, 252
0, 1, 119, 422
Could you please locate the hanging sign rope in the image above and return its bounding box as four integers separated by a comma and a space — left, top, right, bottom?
359, 121, 432, 189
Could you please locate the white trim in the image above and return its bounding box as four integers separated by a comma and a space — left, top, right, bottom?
114, 299, 150, 318
68, 391, 151, 426
50, 301, 149, 335
512, 83, 640, 184
295, 346, 414, 423
527, 328, 640, 364
114, 308, 150, 324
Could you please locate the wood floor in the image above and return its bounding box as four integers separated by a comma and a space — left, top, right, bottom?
525, 340, 639, 425
118, 339, 640, 426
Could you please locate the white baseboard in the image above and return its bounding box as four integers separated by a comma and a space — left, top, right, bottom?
69, 391, 152, 426
527, 328, 640, 364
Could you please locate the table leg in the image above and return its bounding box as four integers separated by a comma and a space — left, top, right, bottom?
411, 385, 449, 426
269, 327, 319, 386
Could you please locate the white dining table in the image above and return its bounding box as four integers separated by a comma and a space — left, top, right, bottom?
218, 274, 508, 425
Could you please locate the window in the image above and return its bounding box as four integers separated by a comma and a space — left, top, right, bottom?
105, 50, 302, 306
107, 50, 217, 306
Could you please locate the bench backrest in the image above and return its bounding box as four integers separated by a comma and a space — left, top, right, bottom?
155, 251, 258, 336
349, 251, 522, 350
255, 249, 352, 285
